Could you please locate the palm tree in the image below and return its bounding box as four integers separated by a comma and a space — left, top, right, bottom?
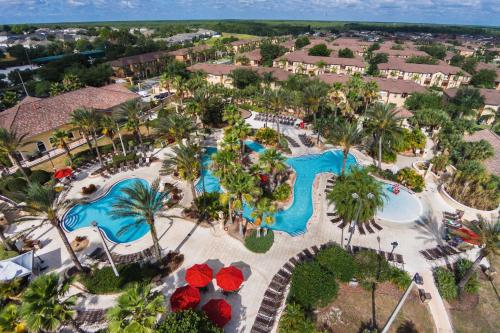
365, 103, 403, 169
0, 202, 18, 252
70, 108, 95, 156
258, 148, 287, 192
327, 168, 385, 247
162, 142, 200, 200
0, 304, 24, 333
172, 76, 187, 108
100, 115, 120, 155
329, 120, 365, 176
114, 100, 146, 157
211, 149, 238, 180
328, 82, 344, 117
107, 283, 164, 333
223, 105, 242, 126
0, 128, 31, 184
250, 197, 276, 237
457, 219, 499, 293
23, 183, 84, 272
159, 72, 171, 94
304, 80, 329, 143
155, 113, 196, 144
362, 80, 379, 115
265, 88, 288, 145
49, 129, 73, 161
71, 107, 104, 166
21, 273, 82, 333
230, 119, 251, 161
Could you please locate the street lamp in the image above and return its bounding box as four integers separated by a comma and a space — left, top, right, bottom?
390, 241, 399, 255
91, 221, 119, 277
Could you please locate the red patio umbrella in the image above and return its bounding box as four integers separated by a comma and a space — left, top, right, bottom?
186, 264, 213, 288
54, 168, 73, 179
202, 299, 232, 327
216, 266, 244, 292
170, 285, 200, 312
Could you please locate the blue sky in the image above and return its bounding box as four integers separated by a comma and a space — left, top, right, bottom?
0, 0, 499, 26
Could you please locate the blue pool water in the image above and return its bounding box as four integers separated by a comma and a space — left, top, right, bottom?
378, 184, 423, 223
244, 140, 266, 154
63, 178, 152, 243
195, 147, 221, 193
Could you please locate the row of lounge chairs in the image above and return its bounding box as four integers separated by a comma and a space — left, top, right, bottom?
74, 309, 107, 329
346, 245, 405, 266
298, 134, 314, 147
86, 245, 155, 265
443, 210, 464, 221
284, 135, 300, 148
254, 114, 297, 126
419, 244, 464, 261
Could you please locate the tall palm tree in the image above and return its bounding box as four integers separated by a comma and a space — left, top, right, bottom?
304, 80, 329, 143
159, 72, 171, 94
211, 149, 237, 180
100, 115, 120, 155
155, 113, 195, 144
329, 120, 365, 176
250, 197, 276, 237
328, 82, 344, 117
21, 273, 82, 333
0, 128, 31, 184
162, 142, 200, 200
107, 283, 164, 333
172, 76, 187, 108
265, 88, 288, 145
362, 80, 379, 115
365, 103, 403, 169
222, 105, 242, 126
49, 129, 73, 161
230, 119, 251, 161
457, 219, 499, 293
71, 107, 104, 166
0, 202, 18, 252
114, 100, 146, 157
258, 148, 287, 191
0, 304, 24, 333
70, 109, 94, 156
112, 178, 168, 262
327, 168, 385, 247
23, 183, 84, 272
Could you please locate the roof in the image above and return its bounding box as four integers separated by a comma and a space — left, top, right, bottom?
187, 63, 292, 82
463, 129, 500, 176
280, 39, 296, 50
378, 58, 470, 76
375, 48, 428, 57
444, 88, 500, 106
0, 84, 138, 138
317, 74, 425, 94
240, 49, 262, 61
393, 106, 414, 118
109, 50, 171, 67
277, 50, 366, 68
475, 62, 500, 82
230, 38, 261, 47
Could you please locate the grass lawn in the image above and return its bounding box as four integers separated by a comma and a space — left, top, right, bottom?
244, 229, 274, 253
316, 282, 435, 333
448, 256, 500, 333
202, 32, 258, 46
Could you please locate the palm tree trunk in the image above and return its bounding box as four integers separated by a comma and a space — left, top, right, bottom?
148, 219, 162, 262
228, 196, 233, 225
110, 137, 118, 155
82, 132, 94, 156
0, 228, 18, 252
91, 131, 103, 166
371, 282, 377, 329
342, 150, 348, 176
458, 252, 485, 293
378, 135, 383, 170
54, 221, 84, 272
190, 182, 197, 200
340, 226, 345, 248
276, 114, 281, 148
62, 141, 72, 161
136, 126, 146, 158
11, 153, 31, 184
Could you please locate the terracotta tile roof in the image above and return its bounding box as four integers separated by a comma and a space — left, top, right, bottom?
277, 50, 366, 68
375, 48, 428, 57
230, 38, 261, 47
444, 88, 500, 106
187, 63, 292, 82
317, 74, 425, 94
240, 49, 262, 61
109, 51, 171, 67
378, 58, 470, 76
0, 85, 138, 138
463, 129, 500, 176
280, 39, 296, 50
393, 106, 414, 118
167, 44, 210, 56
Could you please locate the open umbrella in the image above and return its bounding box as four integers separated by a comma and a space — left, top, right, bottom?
54, 168, 72, 179
202, 299, 232, 327
216, 266, 244, 292
186, 264, 213, 288
170, 285, 200, 312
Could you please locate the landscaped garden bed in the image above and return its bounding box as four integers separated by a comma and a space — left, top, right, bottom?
244, 229, 274, 253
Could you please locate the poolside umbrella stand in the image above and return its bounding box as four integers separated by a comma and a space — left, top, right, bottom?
53, 168, 73, 179
170, 285, 200, 312
202, 299, 232, 328
216, 266, 244, 292
186, 264, 213, 288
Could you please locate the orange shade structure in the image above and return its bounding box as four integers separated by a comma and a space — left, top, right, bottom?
202, 299, 232, 327
170, 285, 200, 312
186, 264, 213, 288
216, 266, 244, 292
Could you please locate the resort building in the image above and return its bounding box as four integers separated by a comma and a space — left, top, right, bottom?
318, 73, 426, 107
109, 51, 172, 78
273, 50, 366, 75
230, 38, 262, 53
187, 63, 291, 89
280, 39, 296, 52
444, 88, 500, 124
0, 84, 138, 160
374, 47, 429, 59
236, 49, 262, 67
378, 59, 471, 89
463, 129, 500, 176
475, 62, 500, 90
167, 44, 212, 63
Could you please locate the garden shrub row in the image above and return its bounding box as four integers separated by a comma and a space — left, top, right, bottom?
434, 258, 479, 300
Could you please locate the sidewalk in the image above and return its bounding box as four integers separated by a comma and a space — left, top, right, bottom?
420, 269, 454, 333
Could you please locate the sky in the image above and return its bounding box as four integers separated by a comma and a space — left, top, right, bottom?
0, 0, 499, 26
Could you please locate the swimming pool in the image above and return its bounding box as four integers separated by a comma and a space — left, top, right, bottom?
377, 183, 423, 223
63, 178, 152, 243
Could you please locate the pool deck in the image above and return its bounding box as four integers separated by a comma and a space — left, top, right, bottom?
7, 124, 483, 333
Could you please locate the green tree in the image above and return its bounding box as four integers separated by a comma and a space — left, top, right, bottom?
21, 273, 82, 333
0, 128, 32, 184
404, 91, 443, 111
304, 80, 329, 143
0, 303, 24, 333
338, 48, 354, 58
260, 41, 286, 67
279, 303, 320, 333
470, 69, 497, 89
114, 100, 146, 157
70, 108, 95, 156
107, 283, 164, 333
250, 197, 277, 237
49, 129, 73, 161
229, 68, 260, 89
406, 56, 438, 64
258, 148, 287, 191
101, 115, 120, 155
162, 142, 200, 200
112, 178, 168, 261
157, 310, 222, 333
71, 107, 103, 165
155, 112, 195, 144
329, 120, 365, 176
411, 108, 450, 134
449, 86, 485, 119
308, 44, 331, 57
294, 36, 310, 49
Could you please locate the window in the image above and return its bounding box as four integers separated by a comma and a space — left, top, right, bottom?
36, 141, 47, 153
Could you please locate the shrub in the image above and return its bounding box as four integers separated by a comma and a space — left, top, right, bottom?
255, 127, 278, 145
273, 183, 291, 201
278, 303, 319, 333
289, 261, 338, 310
79, 262, 161, 294
244, 229, 274, 253
434, 267, 457, 300
157, 309, 223, 333
354, 250, 392, 282
396, 168, 425, 192
0, 244, 18, 260
29, 170, 51, 185
338, 48, 354, 58
454, 258, 480, 294
111, 152, 137, 168
430, 154, 449, 173
81, 184, 97, 195
308, 44, 331, 57
315, 245, 357, 282
389, 266, 413, 290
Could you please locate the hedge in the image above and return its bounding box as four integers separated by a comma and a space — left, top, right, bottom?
315, 245, 357, 282
434, 267, 458, 300
244, 229, 274, 253
157, 310, 223, 333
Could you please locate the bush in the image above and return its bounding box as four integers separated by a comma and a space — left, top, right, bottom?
315, 245, 357, 282
81, 184, 97, 195
389, 266, 413, 290
308, 44, 331, 57
396, 168, 425, 192
111, 152, 137, 168
430, 154, 449, 173
454, 259, 479, 294
29, 170, 51, 185
434, 267, 458, 300
278, 303, 319, 333
244, 229, 274, 253
255, 127, 278, 145
0, 244, 18, 260
289, 261, 338, 310
273, 183, 291, 201
354, 250, 392, 282
338, 48, 354, 58
157, 309, 223, 333
79, 262, 161, 294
